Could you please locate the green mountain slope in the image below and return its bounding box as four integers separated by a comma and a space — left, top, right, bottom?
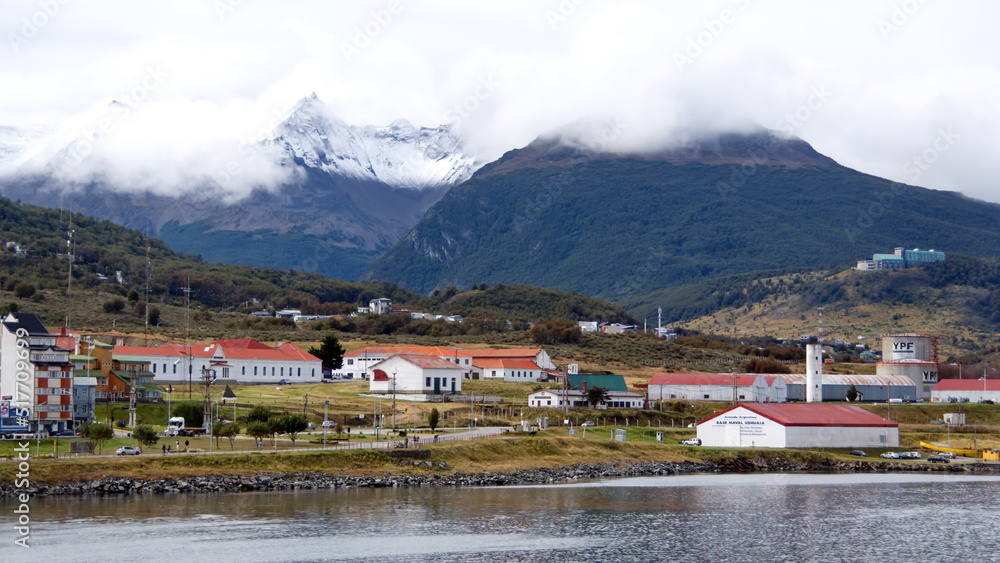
0, 197, 629, 330
366, 133, 1000, 303
665, 255, 1000, 356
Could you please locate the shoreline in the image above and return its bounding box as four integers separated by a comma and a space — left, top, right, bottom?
4, 455, 999, 498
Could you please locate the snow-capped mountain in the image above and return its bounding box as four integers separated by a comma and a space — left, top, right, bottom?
270, 94, 477, 189
0, 94, 482, 281
0, 125, 51, 165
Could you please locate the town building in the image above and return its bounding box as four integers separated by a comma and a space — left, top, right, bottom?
696, 403, 899, 448
527, 389, 646, 410
647, 373, 787, 403
336, 346, 556, 380
0, 313, 74, 433
472, 358, 542, 382
779, 373, 917, 402
930, 378, 1000, 403
337, 346, 475, 380
113, 339, 322, 385
856, 247, 945, 270
369, 298, 393, 315
367, 354, 464, 395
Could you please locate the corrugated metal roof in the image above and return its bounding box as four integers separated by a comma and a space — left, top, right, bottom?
700, 403, 897, 427
463, 348, 542, 358
568, 374, 629, 392
779, 374, 916, 386
933, 379, 1000, 391
650, 373, 765, 386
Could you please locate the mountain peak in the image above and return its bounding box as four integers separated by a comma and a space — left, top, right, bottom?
270, 96, 477, 189
475, 128, 837, 179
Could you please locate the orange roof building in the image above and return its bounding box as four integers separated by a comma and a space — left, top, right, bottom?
113, 339, 321, 385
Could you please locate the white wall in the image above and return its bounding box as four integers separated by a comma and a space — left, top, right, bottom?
698, 406, 900, 448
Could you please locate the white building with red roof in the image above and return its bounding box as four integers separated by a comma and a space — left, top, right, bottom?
648, 373, 787, 403
336, 346, 474, 380
931, 378, 1000, 404
336, 346, 555, 381
114, 339, 322, 385
697, 403, 899, 448
472, 358, 542, 382
368, 354, 464, 395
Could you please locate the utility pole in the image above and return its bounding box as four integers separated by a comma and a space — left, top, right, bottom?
184, 278, 192, 399
390, 371, 397, 430
144, 234, 151, 346
65, 225, 74, 330
202, 366, 215, 436
127, 363, 138, 428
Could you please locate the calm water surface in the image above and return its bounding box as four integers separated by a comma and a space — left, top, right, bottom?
3, 473, 998, 562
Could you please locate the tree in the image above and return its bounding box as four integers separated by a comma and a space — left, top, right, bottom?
148, 306, 161, 326
213, 422, 240, 449
309, 334, 346, 371
530, 319, 582, 345
80, 422, 115, 454
103, 297, 126, 313
428, 408, 440, 432
846, 384, 859, 403
132, 424, 160, 448
246, 421, 271, 447
246, 405, 272, 424
274, 413, 309, 446
585, 386, 611, 408
13, 282, 35, 299
171, 402, 204, 427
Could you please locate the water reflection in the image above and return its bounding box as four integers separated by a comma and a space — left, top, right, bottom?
3, 473, 998, 562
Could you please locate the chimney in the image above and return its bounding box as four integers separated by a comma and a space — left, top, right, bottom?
581, 381, 588, 393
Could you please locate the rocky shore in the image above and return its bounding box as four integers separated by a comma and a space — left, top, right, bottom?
3, 455, 998, 498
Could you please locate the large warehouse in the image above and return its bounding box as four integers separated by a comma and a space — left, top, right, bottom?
647, 373, 786, 403
780, 374, 917, 402
696, 403, 899, 449
930, 379, 1000, 403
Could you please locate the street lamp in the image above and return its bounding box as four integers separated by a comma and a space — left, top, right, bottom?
323, 399, 329, 447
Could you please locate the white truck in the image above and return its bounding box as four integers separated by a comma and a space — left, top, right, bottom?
163, 417, 206, 437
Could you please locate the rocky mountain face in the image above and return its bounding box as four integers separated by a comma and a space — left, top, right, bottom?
0, 95, 478, 280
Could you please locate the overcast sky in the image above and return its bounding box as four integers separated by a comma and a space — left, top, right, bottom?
2, 0, 998, 202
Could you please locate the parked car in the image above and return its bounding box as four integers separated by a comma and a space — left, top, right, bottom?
900, 452, 922, 459
116, 446, 141, 456
682, 438, 702, 446
927, 455, 950, 464
581, 421, 595, 427
849, 450, 868, 457
880, 452, 900, 459
939, 452, 957, 459
322, 420, 335, 428
277, 379, 290, 385
51, 430, 76, 437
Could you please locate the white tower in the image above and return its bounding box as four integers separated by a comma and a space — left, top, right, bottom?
806, 344, 823, 403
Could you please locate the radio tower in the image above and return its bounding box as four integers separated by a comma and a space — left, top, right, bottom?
817, 307, 824, 343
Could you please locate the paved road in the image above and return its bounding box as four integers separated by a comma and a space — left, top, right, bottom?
56, 426, 507, 460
